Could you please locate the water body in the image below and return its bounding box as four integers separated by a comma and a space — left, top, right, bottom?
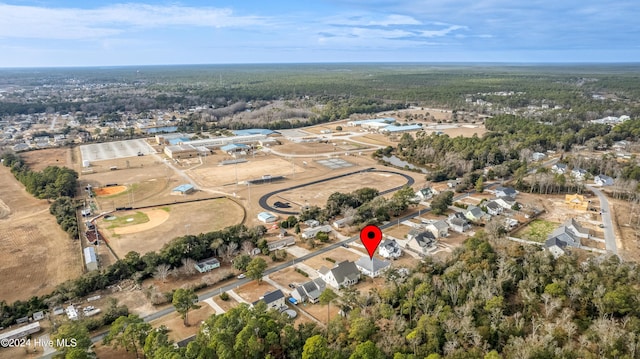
381, 155, 429, 174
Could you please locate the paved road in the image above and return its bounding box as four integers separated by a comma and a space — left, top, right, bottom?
587, 185, 618, 256
258, 168, 416, 215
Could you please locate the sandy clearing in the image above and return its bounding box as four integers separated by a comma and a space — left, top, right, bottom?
94, 185, 127, 196
114, 209, 170, 235
0, 199, 10, 219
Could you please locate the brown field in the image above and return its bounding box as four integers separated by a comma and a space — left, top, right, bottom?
275, 139, 370, 156
94, 185, 127, 196
609, 199, 640, 261
19, 147, 74, 172
0, 166, 82, 303
269, 267, 312, 288
303, 247, 361, 270
189, 156, 307, 188
97, 198, 244, 257
276, 171, 410, 209
235, 281, 277, 303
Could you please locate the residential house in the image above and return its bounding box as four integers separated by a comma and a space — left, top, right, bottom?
552, 163, 568, 174
267, 236, 295, 251
425, 220, 449, 238
301, 225, 332, 239
252, 289, 286, 311
318, 261, 360, 289
495, 197, 517, 210
564, 194, 589, 211
355, 256, 391, 278
447, 179, 461, 188
415, 187, 437, 201
495, 186, 517, 198
504, 218, 519, 230
465, 205, 488, 222
544, 237, 568, 258
545, 218, 588, 251
447, 213, 471, 233
304, 219, 320, 227
485, 200, 503, 216
333, 216, 354, 229
194, 257, 220, 273
571, 168, 588, 180
379, 238, 402, 259
292, 278, 326, 304
594, 174, 614, 186
406, 230, 437, 255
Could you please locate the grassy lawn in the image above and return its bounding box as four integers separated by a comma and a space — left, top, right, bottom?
518, 219, 558, 242
105, 211, 149, 229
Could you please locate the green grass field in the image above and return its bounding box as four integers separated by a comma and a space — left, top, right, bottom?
105, 211, 149, 229
518, 219, 558, 242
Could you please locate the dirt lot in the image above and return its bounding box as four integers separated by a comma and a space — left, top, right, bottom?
269, 267, 314, 289
235, 281, 277, 303
610, 199, 640, 261
303, 247, 362, 271
94, 185, 127, 196
0, 166, 82, 303
97, 198, 244, 257
19, 147, 75, 172
275, 139, 370, 155
189, 155, 307, 188
276, 170, 411, 209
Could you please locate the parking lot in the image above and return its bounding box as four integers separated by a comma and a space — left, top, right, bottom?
80, 139, 156, 163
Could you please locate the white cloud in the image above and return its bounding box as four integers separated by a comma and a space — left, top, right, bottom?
0, 3, 269, 40
420, 25, 467, 38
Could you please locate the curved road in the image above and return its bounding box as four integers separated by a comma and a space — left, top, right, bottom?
258, 168, 416, 215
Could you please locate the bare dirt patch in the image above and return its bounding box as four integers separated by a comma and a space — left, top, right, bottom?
189, 155, 306, 187
303, 247, 361, 271
269, 267, 312, 289
0, 166, 82, 303
19, 148, 73, 172
277, 171, 410, 209
235, 281, 277, 303
94, 185, 127, 196
98, 198, 243, 257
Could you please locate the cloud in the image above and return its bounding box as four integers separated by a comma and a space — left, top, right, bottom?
0, 3, 269, 40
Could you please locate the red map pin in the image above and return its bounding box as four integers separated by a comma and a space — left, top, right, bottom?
360, 224, 383, 259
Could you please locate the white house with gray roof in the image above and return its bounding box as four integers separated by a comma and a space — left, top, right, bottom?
355, 256, 391, 278
318, 261, 360, 289
292, 278, 326, 304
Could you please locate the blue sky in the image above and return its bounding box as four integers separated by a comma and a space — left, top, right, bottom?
0, 0, 638, 67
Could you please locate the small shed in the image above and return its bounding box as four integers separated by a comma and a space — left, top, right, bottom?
172, 184, 195, 195
257, 212, 278, 223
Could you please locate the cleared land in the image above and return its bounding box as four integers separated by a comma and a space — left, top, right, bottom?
189, 156, 306, 187
514, 219, 558, 242
0, 166, 82, 303
19, 147, 74, 172
97, 198, 244, 257
275, 171, 410, 209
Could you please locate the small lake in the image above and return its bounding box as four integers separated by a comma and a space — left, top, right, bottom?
381, 155, 429, 174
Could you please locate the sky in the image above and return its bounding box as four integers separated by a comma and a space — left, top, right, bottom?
0, 0, 638, 67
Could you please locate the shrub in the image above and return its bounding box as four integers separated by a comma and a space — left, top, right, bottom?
220, 292, 230, 301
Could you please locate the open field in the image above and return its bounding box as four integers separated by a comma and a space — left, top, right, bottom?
514, 219, 558, 242
0, 166, 82, 303
303, 247, 361, 271
189, 155, 306, 187
274, 170, 410, 209
235, 281, 277, 303
19, 147, 74, 172
275, 139, 370, 155
97, 198, 244, 257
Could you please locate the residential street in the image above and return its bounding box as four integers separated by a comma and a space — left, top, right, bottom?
587, 185, 618, 256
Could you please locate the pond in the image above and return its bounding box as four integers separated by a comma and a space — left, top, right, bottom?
381, 155, 429, 174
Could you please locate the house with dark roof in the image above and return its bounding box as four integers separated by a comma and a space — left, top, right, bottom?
447, 213, 471, 233
292, 278, 326, 304
485, 200, 503, 216
252, 289, 286, 311
355, 256, 391, 278
594, 174, 614, 186
318, 261, 360, 289
545, 218, 588, 252
552, 163, 568, 174
406, 230, 437, 255
544, 237, 568, 258
495, 186, 517, 198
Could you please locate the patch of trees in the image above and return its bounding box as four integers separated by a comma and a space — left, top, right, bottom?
50, 196, 80, 239
1, 152, 78, 199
